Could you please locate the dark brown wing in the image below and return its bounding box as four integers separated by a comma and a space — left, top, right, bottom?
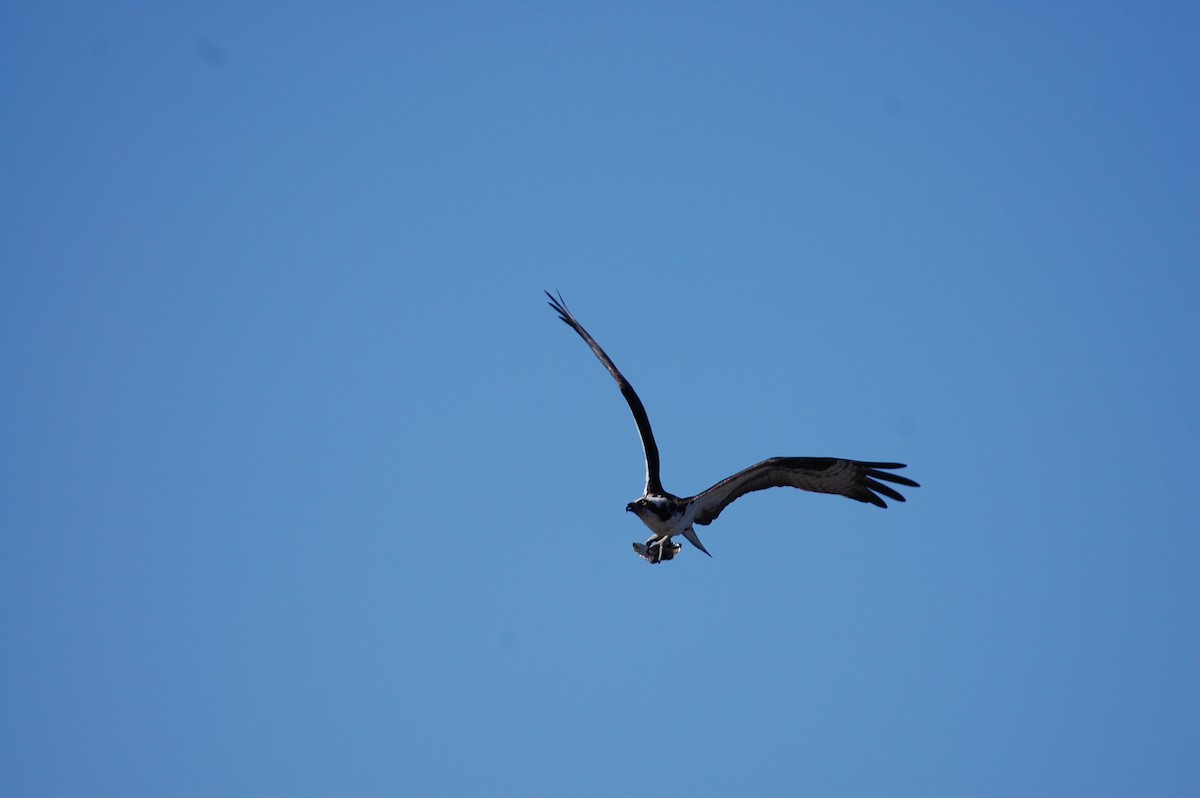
689, 458, 919, 525
546, 291, 663, 495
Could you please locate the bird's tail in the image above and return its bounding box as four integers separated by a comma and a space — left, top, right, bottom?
681, 527, 712, 557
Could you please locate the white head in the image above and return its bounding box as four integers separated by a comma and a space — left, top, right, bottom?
625, 495, 676, 532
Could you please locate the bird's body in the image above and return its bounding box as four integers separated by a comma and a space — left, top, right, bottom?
546, 291, 918, 563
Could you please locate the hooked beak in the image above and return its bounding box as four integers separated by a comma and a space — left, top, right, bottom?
625, 502, 636, 512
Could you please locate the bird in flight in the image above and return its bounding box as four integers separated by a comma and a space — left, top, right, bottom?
546, 291, 919, 563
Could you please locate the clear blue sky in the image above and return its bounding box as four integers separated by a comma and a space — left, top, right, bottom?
2, 3, 1197, 796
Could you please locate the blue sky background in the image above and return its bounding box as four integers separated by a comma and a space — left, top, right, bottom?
2, 3, 1197, 796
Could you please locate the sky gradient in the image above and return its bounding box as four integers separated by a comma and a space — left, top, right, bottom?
2, 3, 1198, 796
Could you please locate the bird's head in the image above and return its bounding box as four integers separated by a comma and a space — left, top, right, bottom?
626, 498, 657, 526
626, 495, 672, 522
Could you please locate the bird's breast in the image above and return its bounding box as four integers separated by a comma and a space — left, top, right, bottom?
632, 505, 688, 537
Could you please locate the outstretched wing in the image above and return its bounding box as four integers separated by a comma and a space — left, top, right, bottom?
689, 458, 918, 525
546, 291, 664, 495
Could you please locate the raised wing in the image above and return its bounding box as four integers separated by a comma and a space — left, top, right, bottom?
689, 458, 918, 525
546, 291, 664, 495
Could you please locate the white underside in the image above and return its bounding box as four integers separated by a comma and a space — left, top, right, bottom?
630, 503, 691, 538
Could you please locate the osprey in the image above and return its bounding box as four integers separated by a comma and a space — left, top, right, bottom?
546, 291, 919, 563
